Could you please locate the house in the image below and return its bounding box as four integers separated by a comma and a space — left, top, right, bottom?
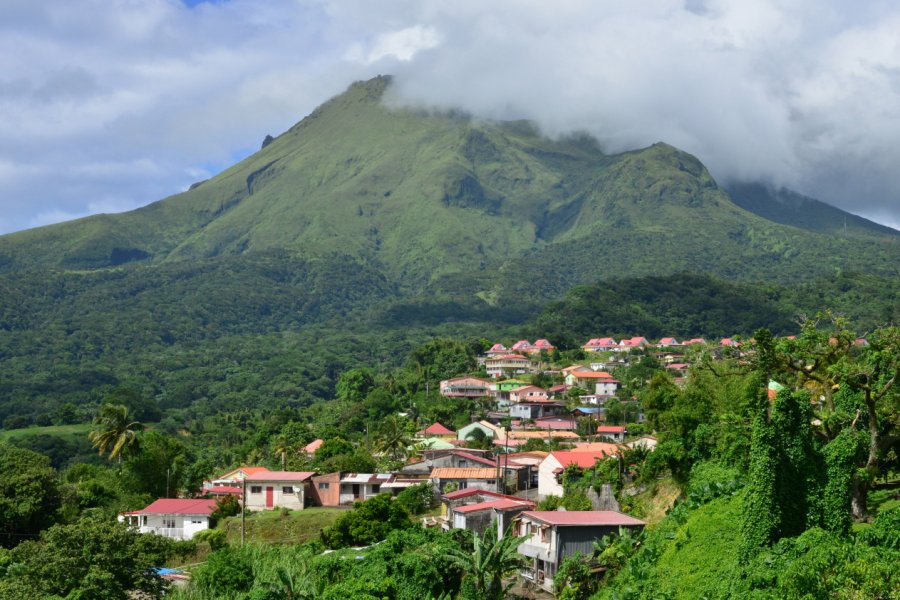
430, 468, 500, 493
509, 400, 566, 420
205, 486, 242, 498
683, 338, 706, 345
490, 378, 529, 404
509, 385, 549, 403
619, 337, 649, 350
720, 338, 740, 347
656, 337, 680, 347
457, 420, 504, 443
301, 439, 324, 457
243, 471, 315, 510
440, 376, 491, 399
440, 488, 530, 519
571, 406, 603, 418
511, 340, 533, 353
400, 449, 504, 476
203, 466, 271, 490
485, 343, 509, 356
548, 384, 570, 399
416, 422, 456, 439
626, 436, 658, 451
449, 498, 535, 535
564, 370, 617, 391
583, 338, 618, 353
597, 425, 627, 443
529, 339, 556, 355
310, 473, 396, 506
531, 416, 578, 431
538, 450, 618, 498
515, 510, 645, 593
119, 498, 218, 540
485, 354, 533, 378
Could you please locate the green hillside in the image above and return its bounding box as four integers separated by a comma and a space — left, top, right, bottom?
1, 75, 898, 294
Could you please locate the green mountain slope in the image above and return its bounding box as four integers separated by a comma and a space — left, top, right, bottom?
726, 181, 899, 237
1, 75, 898, 294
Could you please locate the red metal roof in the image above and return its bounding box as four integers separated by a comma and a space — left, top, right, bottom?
550, 450, 616, 468
454, 498, 534, 513
419, 422, 455, 435
206, 486, 242, 495
244, 471, 315, 482
597, 426, 626, 433
124, 498, 218, 516
441, 488, 525, 502
520, 510, 645, 526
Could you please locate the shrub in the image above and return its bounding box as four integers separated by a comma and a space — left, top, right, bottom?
193, 528, 227, 551
193, 548, 253, 595
395, 483, 435, 516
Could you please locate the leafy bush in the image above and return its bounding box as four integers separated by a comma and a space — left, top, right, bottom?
320, 493, 412, 548
395, 483, 435, 516
193, 528, 227, 551
211, 494, 241, 520
193, 548, 254, 595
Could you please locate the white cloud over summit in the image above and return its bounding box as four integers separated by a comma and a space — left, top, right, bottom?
0, 0, 898, 233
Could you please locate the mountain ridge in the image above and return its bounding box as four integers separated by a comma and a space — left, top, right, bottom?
0, 75, 898, 296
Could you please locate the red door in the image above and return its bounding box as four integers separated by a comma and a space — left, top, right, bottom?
265, 486, 274, 508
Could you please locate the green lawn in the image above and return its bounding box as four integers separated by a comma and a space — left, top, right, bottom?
0, 423, 93, 443
220, 508, 345, 545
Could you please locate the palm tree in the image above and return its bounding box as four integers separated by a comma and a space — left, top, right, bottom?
88, 404, 143, 464
443, 526, 523, 600
272, 434, 293, 470
376, 415, 414, 461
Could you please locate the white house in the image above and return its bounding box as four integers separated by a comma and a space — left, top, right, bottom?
537, 449, 619, 498
119, 498, 218, 540
515, 510, 645, 593
485, 354, 532, 378
597, 425, 627, 443
244, 471, 316, 510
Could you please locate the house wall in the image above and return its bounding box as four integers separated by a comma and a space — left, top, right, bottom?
457, 422, 495, 441
310, 473, 341, 506
537, 455, 564, 498
123, 514, 210, 540
595, 382, 619, 396
339, 482, 383, 504
245, 481, 307, 510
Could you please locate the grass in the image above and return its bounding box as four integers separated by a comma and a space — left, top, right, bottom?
219, 507, 345, 545
0, 423, 92, 443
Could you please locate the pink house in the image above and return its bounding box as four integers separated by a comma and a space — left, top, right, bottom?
619, 337, 649, 349
583, 338, 618, 352
657, 337, 680, 347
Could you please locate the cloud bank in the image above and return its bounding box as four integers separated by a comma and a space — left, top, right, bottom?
1, 0, 899, 233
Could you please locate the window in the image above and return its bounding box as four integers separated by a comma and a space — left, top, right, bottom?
371, 485, 380, 494
250, 486, 262, 494
191, 519, 203, 524
318, 482, 330, 490
282, 486, 294, 494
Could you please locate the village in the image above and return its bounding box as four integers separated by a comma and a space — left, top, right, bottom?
116, 334, 767, 594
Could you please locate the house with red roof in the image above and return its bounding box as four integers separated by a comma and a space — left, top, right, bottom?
509, 385, 550, 403
301, 439, 324, 456
538, 450, 619, 498
515, 510, 645, 592
720, 338, 740, 347
243, 471, 316, 510
416, 422, 456, 439
564, 370, 619, 395
309, 472, 401, 506
683, 338, 707, 345
430, 468, 500, 494
448, 497, 535, 535
656, 337, 680, 347
119, 498, 218, 540
597, 425, 627, 443
485, 343, 509, 356
485, 354, 533, 378
619, 336, 649, 350
583, 337, 619, 353
529, 339, 556, 355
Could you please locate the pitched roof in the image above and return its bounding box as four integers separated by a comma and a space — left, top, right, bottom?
454, 498, 534, 513
124, 498, 218, 516
571, 371, 614, 379
519, 510, 645, 526
441, 488, 525, 501
597, 426, 626, 433
419, 422, 455, 435
215, 466, 272, 480
431, 468, 498, 480
533, 339, 554, 348
303, 439, 324, 454
549, 450, 616, 468
487, 343, 508, 352
572, 442, 621, 453
206, 486, 242, 495
244, 471, 316, 482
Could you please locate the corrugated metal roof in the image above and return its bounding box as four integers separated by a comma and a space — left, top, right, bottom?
123, 498, 218, 516
430, 468, 498, 479
454, 499, 534, 513
520, 510, 645, 526
244, 471, 316, 482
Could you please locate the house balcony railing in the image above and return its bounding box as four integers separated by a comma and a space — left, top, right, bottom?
141, 527, 188, 540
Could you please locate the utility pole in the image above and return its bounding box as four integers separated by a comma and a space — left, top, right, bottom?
241, 477, 246, 546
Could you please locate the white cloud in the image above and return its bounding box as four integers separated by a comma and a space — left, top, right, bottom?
0, 0, 898, 234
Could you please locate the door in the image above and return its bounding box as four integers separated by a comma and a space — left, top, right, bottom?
352, 483, 360, 499
265, 486, 274, 508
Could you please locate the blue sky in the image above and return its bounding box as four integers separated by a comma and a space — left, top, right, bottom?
1, 0, 899, 233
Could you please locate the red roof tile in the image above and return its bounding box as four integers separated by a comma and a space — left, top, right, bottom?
520, 510, 645, 526
441, 488, 525, 502
124, 498, 218, 516
597, 426, 626, 433
549, 450, 616, 468
454, 499, 535, 513
419, 422, 455, 435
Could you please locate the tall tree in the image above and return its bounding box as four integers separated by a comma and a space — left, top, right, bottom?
442, 527, 523, 600
88, 404, 144, 464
